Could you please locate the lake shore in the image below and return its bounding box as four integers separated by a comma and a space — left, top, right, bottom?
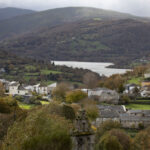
54, 61, 130, 77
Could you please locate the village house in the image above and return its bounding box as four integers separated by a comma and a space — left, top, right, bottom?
8, 81, 57, 96
140, 73, 150, 97
95, 105, 150, 129
9, 82, 29, 96
124, 84, 140, 95
144, 70, 150, 79
38, 85, 49, 95
9, 81, 20, 95
95, 105, 126, 126
17, 85, 29, 96
141, 81, 150, 87
140, 84, 150, 97
0, 68, 5, 73
47, 83, 57, 92
82, 88, 119, 104
0, 79, 10, 92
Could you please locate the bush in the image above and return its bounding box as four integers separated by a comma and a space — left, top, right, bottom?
40, 102, 75, 121
96, 134, 123, 150
96, 129, 131, 150
119, 94, 131, 104
96, 120, 121, 140
15, 95, 24, 102
81, 99, 99, 121
132, 127, 150, 150
62, 105, 76, 121
70, 103, 81, 114
0, 96, 18, 113
66, 90, 87, 103
52, 83, 70, 102
138, 123, 144, 130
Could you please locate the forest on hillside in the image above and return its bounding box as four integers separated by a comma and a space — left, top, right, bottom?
1, 19, 150, 68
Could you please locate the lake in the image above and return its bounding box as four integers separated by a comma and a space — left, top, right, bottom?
54, 61, 129, 77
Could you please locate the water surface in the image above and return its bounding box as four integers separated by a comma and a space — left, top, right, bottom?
54, 61, 129, 77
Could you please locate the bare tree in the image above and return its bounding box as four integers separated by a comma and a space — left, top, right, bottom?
83, 72, 99, 89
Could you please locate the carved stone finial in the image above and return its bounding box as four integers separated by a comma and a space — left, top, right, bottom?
72, 109, 95, 150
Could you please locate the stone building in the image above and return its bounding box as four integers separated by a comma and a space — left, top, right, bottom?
82, 88, 119, 104
72, 110, 95, 150
95, 105, 126, 126
95, 105, 150, 129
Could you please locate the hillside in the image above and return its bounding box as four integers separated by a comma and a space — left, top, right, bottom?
0, 7, 35, 21
1, 19, 150, 67
0, 50, 99, 85
0, 7, 145, 41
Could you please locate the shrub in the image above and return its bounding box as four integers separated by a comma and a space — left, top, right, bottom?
120, 94, 131, 104
96, 120, 121, 140
66, 90, 87, 103
96, 129, 131, 150
81, 99, 99, 121
62, 105, 76, 121
0, 96, 18, 113
52, 82, 70, 102
132, 127, 150, 150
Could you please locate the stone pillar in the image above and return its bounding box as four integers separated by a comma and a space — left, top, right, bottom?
72, 109, 95, 150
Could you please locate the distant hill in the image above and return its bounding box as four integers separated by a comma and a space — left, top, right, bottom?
0, 7, 147, 41
0, 7, 35, 21
1, 19, 150, 67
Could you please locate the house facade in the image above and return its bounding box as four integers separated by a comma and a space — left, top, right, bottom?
9, 82, 20, 95
82, 88, 119, 104
95, 105, 150, 129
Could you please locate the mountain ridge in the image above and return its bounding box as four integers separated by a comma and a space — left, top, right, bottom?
0, 7, 35, 21
1, 18, 150, 67
0, 6, 149, 41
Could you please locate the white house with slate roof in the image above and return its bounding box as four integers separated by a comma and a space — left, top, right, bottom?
9, 81, 20, 95
9, 82, 29, 96
82, 88, 119, 104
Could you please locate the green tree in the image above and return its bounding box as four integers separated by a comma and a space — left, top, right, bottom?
66, 90, 87, 103
97, 134, 123, 150
62, 105, 76, 121
96, 129, 131, 150
96, 120, 121, 140
132, 127, 150, 150
99, 74, 125, 92
2, 110, 72, 150
119, 94, 131, 104
81, 99, 99, 121
52, 82, 70, 102
0, 96, 18, 114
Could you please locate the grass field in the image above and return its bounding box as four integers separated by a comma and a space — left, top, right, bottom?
40, 101, 50, 105
127, 77, 143, 85
18, 101, 50, 110
18, 102, 35, 110
41, 69, 61, 75
125, 104, 150, 110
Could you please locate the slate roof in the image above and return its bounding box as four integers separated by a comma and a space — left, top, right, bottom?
128, 110, 150, 117
120, 113, 150, 121
98, 105, 126, 113
9, 82, 19, 86
100, 109, 119, 118
18, 85, 26, 90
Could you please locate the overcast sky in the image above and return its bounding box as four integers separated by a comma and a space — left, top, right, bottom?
0, 0, 150, 17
